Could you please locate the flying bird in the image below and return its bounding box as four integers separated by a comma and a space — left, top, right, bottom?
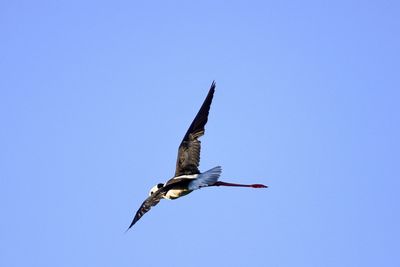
127, 81, 267, 230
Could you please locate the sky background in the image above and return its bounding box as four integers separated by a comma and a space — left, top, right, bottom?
1, 1, 399, 266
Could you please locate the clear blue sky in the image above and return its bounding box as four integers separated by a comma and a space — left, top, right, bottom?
1, 1, 399, 266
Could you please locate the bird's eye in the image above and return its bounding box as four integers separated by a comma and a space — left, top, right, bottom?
150, 191, 154, 195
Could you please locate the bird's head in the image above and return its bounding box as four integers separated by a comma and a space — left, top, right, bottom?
149, 183, 164, 196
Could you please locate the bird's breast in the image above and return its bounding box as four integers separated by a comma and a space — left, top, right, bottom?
164, 188, 192, 200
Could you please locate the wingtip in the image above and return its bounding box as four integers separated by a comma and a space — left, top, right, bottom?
126, 220, 136, 232
210, 80, 216, 90
125, 225, 132, 233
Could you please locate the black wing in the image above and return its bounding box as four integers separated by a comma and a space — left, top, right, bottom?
127, 188, 166, 230
127, 179, 193, 230
175, 81, 216, 176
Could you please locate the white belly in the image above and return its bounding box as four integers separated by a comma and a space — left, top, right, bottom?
164, 188, 192, 199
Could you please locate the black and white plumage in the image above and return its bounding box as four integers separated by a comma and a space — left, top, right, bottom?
127, 81, 267, 230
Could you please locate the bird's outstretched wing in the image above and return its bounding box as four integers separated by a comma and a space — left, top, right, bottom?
175, 81, 216, 176
127, 178, 193, 230
127, 188, 166, 230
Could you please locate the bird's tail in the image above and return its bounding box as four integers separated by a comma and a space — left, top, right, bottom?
188, 166, 222, 190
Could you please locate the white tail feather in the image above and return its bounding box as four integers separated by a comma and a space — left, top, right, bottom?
188, 166, 222, 190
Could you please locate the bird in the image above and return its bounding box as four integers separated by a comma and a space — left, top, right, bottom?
127, 81, 267, 230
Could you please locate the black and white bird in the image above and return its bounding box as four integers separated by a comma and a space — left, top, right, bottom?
127, 81, 267, 230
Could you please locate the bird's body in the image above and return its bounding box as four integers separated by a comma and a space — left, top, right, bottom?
127, 82, 267, 230
163, 174, 196, 199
